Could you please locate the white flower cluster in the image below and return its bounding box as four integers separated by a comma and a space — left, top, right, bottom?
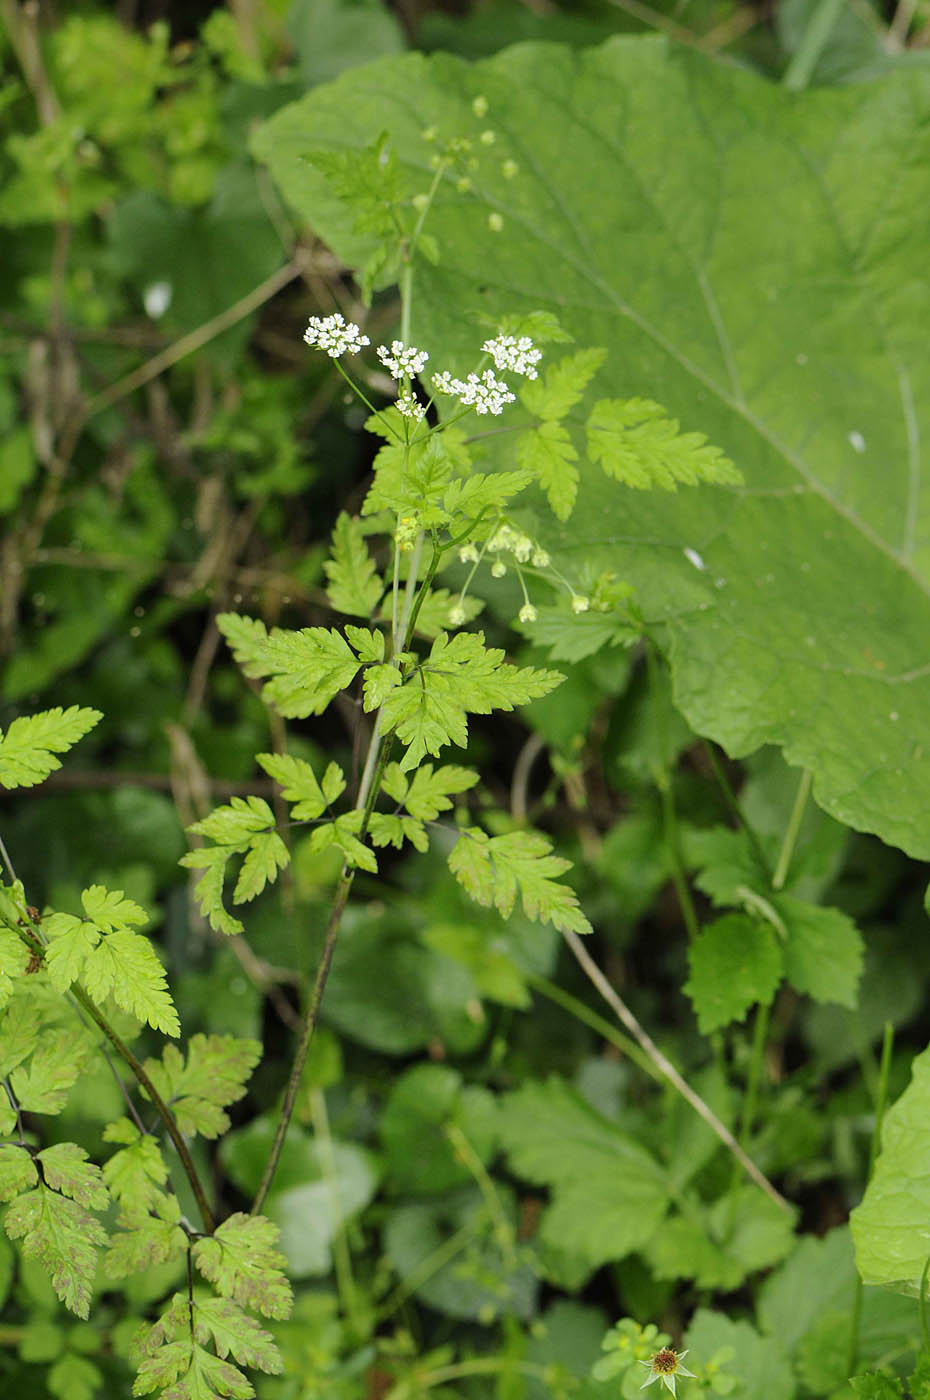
303, 313, 370, 358
487, 525, 549, 567
377, 340, 430, 379
432, 368, 515, 416
396, 392, 426, 422
482, 334, 542, 380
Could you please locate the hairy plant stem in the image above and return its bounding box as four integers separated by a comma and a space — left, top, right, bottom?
772, 767, 812, 890
561, 926, 790, 1210
251, 864, 354, 1216
848, 1021, 894, 1375
1, 836, 215, 1230
251, 543, 441, 1214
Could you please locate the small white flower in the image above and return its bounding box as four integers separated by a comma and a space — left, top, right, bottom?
518, 603, 537, 623
303, 313, 370, 358
491, 560, 507, 578
459, 543, 480, 564
432, 370, 460, 395
482, 334, 542, 380
377, 340, 430, 379
456, 369, 515, 416
448, 603, 466, 626
512, 534, 533, 563
571, 594, 590, 614
488, 525, 517, 553
396, 391, 426, 421
531, 548, 550, 568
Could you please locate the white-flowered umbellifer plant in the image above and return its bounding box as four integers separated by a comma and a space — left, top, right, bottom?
0, 105, 744, 1400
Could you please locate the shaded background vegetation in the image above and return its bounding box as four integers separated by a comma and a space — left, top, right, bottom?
2, 1, 930, 1397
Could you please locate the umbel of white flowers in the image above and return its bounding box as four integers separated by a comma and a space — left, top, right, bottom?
302, 314, 540, 420
302, 314, 591, 626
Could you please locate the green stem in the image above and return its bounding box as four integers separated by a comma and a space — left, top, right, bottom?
740, 999, 771, 1150
71, 983, 215, 1231
11, 912, 214, 1232
526, 972, 661, 1082
848, 1022, 894, 1375
728, 999, 771, 1211
311, 1087, 360, 1332
782, 0, 846, 89
644, 643, 701, 942
659, 779, 701, 942
401, 541, 442, 644
702, 741, 771, 875
251, 865, 355, 1215
562, 925, 790, 1211
376, 1218, 481, 1322
772, 768, 811, 890
252, 633, 404, 1214
444, 1121, 515, 1261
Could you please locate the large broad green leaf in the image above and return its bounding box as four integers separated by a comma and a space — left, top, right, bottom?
850, 1042, 930, 1295
253, 38, 930, 859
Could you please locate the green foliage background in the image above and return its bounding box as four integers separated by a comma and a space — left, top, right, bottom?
2, 1, 930, 1398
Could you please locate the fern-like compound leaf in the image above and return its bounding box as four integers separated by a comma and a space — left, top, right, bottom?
4, 1184, 108, 1319
181, 797, 289, 935
521, 348, 606, 421
0, 706, 102, 790
368, 812, 428, 853
324, 513, 383, 617
142, 1034, 261, 1139
10, 1027, 93, 1114
381, 631, 563, 771
517, 418, 579, 520
449, 828, 592, 935
381, 761, 478, 821
37, 1143, 108, 1209
44, 886, 179, 1037
0, 929, 30, 1010
0, 1142, 38, 1201
257, 752, 345, 822
586, 397, 742, 491
102, 1117, 170, 1213
192, 1213, 293, 1320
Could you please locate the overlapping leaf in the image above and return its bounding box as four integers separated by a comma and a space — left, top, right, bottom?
449, 828, 591, 934
0, 706, 101, 789
254, 39, 930, 859
43, 885, 179, 1036
193, 1213, 293, 1319
142, 1034, 261, 1139
381, 630, 562, 770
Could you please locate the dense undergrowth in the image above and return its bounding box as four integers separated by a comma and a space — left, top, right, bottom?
1, 2, 930, 1398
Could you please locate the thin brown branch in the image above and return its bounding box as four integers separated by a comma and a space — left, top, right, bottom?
83, 259, 303, 421
562, 927, 791, 1212
0, 0, 60, 125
